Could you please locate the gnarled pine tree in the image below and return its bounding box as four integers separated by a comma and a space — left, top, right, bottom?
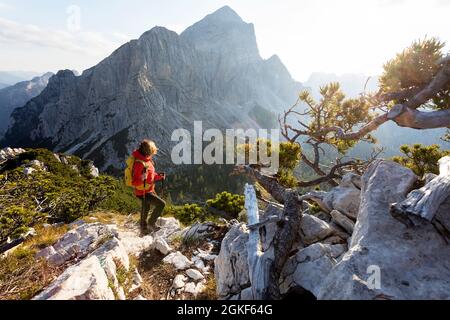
237, 38, 450, 300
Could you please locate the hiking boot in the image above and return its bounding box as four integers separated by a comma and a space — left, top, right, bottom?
140, 224, 150, 237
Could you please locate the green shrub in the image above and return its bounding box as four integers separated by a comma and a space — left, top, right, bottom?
309, 202, 322, 214
99, 179, 141, 214
50, 175, 116, 222
392, 144, 450, 177
164, 204, 207, 226
163, 191, 246, 225
0, 206, 36, 243
0, 149, 116, 243
279, 141, 301, 171
206, 191, 245, 217
277, 168, 298, 188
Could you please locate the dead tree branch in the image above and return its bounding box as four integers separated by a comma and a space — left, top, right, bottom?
245, 184, 303, 299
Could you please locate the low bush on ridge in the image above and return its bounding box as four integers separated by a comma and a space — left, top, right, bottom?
0, 149, 115, 243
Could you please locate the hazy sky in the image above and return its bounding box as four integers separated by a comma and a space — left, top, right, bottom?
0, 0, 449, 82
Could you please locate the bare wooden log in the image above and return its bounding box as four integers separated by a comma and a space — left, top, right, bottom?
268, 192, 303, 299
309, 105, 450, 142
247, 215, 281, 231
245, 183, 272, 300
378, 87, 422, 102
258, 197, 284, 208
388, 106, 450, 129
402, 62, 450, 110
236, 166, 293, 204
391, 156, 450, 221
244, 183, 303, 300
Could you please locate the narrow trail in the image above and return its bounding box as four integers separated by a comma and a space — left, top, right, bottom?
31, 212, 225, 300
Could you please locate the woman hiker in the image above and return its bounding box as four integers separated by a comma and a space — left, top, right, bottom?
131, 140, 166, 236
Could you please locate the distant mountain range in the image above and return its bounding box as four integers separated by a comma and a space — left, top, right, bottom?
0, 7, 447, 173
0, 73, 53, 136
0, 71, 42, 88
1, 6, 304, 172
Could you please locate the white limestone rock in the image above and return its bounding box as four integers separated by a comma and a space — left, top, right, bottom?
186, 268, 205, 281
163, 251, 192, 270
300, 214, 334, 244
194, 258, 206, 271
330, 210, 355, 234
323, 173, 361, 219
23, 167, 36, 175
153, 237, 172, 255
117, 230, 153, 256
154, 217, 182, 240
318, 160, 450, 300
173, 274, 187, 289
182, 222, 217, 242
36, 222, 118, 266
196, 248, 217, 262
184, 282, 205, 295
214, 223, 250, 299
280, 243, 336, 297
33, 255, 115, 300
88, 162, 99, 178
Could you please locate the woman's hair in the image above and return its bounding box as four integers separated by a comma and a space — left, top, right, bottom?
138, 139, 158, 157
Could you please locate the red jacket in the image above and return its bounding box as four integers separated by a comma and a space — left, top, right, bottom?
131, 150, 163, 196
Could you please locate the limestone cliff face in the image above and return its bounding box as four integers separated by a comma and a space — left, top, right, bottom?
2, 6, 303, 171
0, 72, 53, 137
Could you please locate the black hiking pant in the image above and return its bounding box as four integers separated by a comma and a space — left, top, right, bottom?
138, 192, 166, 229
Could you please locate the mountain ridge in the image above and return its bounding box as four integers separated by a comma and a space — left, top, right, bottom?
2, 7, 303, 171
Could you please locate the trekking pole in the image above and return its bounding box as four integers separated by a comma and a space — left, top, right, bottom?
161, 172, 166, 198
141, 166, 147, 232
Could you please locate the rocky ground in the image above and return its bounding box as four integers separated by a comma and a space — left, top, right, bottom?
0, 146, 230, 300
215, 160, 450, 300
26, 215, 228, 300
1, 146, 449, 300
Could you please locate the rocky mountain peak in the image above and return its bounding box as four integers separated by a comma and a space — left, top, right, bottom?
265, 54, 293, 79
42, 70, 77, 95
54, 69, 76, 79
1, 6, 303, 170
139, 26, 179, 40
202, 5, 243, 23
181, 6, 260, 62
